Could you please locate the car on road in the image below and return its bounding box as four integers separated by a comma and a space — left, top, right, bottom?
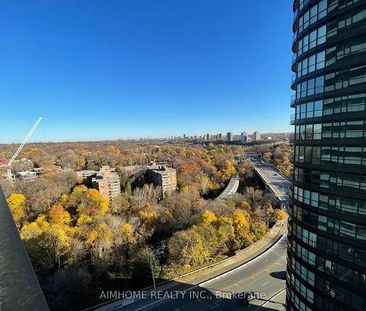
273, 173, 278, 176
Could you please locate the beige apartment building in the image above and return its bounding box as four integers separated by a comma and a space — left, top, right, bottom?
147, 165, 177, 198
91, 166, 121, 202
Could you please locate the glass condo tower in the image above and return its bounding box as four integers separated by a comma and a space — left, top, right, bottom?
287, 0, 366, 310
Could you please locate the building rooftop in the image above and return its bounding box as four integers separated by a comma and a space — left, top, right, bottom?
148, 165, 176, 173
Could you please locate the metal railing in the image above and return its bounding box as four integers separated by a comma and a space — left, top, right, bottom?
291, 59, 326, 84
291, 94, 297, 105
323, 103, 366, 115
293, 0, 337, 26
291, 74, 297, 85
294, 31, 327, 52
290, 114, 296, 125
293, 4, 328, 34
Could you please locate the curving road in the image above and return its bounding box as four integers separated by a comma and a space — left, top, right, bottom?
95, 154, 290, 311
216, 174, 240, 200
106, 235, 287, 311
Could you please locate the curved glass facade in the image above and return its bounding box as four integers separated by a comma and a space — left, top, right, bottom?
287, 0, 366, 310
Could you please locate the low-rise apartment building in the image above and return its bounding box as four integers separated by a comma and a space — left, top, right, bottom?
78, 166, 121, 202
147, 165, 177, 198
92, 166, 121, 202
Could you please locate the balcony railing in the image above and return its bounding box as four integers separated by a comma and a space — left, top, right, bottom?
290, 114, 296, 125
293, 4, 328, 36
291, 94, 297, 105
292, 53, 297, 66
292, 32, 327, 54
291, 74, 297, 85
0, 187, 49, 311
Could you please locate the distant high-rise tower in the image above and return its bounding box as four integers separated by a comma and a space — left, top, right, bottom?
287, 1, 366, 310
253, 131, 261, 141
227, 132, 233, 142
240, 132, 248, 143
240, 132, 245, 143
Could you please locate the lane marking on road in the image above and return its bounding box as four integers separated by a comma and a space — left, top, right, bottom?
177, 299, 200, 310
208, 302, 221, 310
254, 288, 286, 311
117, 233, 288, 311
219, 260, 286, 291
200, 233, 287, 287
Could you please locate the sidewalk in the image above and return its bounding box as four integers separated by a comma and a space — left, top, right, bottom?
93, 220, 287, 311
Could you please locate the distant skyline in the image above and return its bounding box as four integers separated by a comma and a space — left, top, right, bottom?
0, 0, 293, 143
0, 126, 292, 145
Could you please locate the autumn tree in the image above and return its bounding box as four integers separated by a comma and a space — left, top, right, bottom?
110, 194, 131, 215
131, 184, 159, 212
238, 159, 254, 181
167, 229, 209, 268
16, 171, 80, 215
49, 204, 71, 225
201, 210, 217, 225
86, 223, 114, 262
7, 193, 27, 227
250, 221, 267, 240
66, 186, 109, 225
218, 160, 236, 182
275, 209, 287, 221
21, 215, 75, 272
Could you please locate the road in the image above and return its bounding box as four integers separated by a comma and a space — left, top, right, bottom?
94, 155, 290, 311
216, 174, 240, 200
246, 153, 292, 207
103, 235, 287, 311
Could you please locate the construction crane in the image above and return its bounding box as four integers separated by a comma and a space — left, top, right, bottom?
1, 117, 42, 184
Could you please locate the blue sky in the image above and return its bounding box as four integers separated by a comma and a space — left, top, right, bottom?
0, 0, 294, 143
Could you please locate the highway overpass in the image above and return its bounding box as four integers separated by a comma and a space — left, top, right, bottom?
216, 174, 240, 200
246, 153, 292, 208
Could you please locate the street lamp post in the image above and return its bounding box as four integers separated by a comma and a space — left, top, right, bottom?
149, 258, 157, 291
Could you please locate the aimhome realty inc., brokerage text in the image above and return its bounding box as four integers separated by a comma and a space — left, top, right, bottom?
99, 290, 266, 300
